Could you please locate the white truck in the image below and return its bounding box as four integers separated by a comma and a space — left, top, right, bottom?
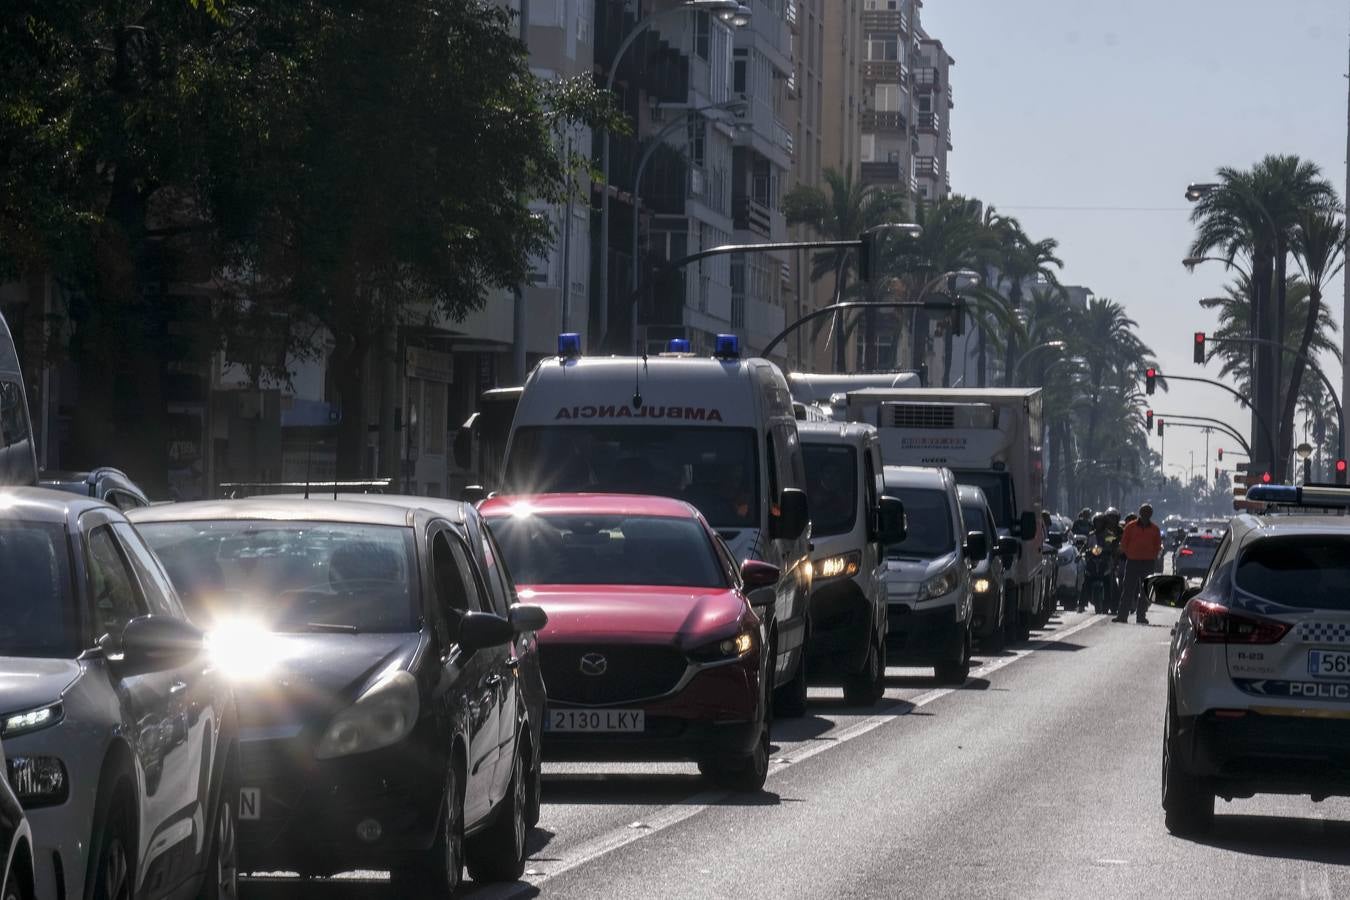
842, 387, 1049, 640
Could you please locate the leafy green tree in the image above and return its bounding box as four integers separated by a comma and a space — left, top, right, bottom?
1284, 210, 1346, 463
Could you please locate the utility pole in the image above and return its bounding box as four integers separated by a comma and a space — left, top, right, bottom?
511, 0, 532, 383
1342, 13, 1350, 456
1203, 427, 1211, 485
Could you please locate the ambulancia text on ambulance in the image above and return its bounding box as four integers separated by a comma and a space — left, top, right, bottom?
498, 334, 816, 717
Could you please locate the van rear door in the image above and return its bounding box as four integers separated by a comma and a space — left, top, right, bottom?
0, 313, 38, 486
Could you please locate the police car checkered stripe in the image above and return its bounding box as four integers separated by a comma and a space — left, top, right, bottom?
1297, 622, 1350, 644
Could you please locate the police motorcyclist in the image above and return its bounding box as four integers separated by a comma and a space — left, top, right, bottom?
1071, 507, 1093, 537
1103, 507, 1123, 615
1081, 513, 1116, 614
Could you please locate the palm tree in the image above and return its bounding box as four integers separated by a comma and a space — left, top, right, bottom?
1284, 210, 1346, 464
1188, 155, 1337, 478
993, 224, 1063, 386
784, 168, 906, 371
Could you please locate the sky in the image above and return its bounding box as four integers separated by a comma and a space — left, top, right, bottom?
921, 0, 1349, 486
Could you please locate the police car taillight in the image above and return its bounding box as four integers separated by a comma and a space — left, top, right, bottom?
1187, 599, 1290, 644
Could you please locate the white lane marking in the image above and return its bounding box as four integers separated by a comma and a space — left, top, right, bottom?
471, 614, 1107, 898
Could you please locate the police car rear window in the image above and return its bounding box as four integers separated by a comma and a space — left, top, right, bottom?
1235, 536, 1350, 611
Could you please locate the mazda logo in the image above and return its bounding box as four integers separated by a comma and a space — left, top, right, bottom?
578, 652, 608, 677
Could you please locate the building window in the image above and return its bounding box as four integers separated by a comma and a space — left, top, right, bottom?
694, 10, 710, 60
733, 57, 747, 93
861, 133, 876, 162
865, 33, 898, 61
918, 94, 932, 113
688, 118, 706, 167
873, 83, 901, 112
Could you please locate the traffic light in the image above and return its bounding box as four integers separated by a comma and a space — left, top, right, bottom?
1157, 418, 1165, 436
1145, 367, 1157, 395
1338, 459, 1348, 485
1217, 448, 1223, 461
1193, 332, 1206, 364
1215, 467, 1221, 480
1145, 409, 1153, 429
1261, 471, 1272, 484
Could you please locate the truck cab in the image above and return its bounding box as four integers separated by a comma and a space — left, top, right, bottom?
498, 334, 816, 717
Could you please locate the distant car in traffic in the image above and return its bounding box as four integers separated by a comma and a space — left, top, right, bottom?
1173, 532, 1222, 580
130, 497, 547, 893
481, 493, 775, 791
1159, 485, 1350, 835
0, 488, 238, 900
958, 485, 1012, 651
881, 466, 979, 684
40, 466, 149, 510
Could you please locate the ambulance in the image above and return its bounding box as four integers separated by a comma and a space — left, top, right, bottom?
499, 334, 816, 717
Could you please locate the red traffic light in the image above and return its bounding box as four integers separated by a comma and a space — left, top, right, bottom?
1338, 459, 1348, 485
1145, 409, 1154, 429
1261, 471, 1272, 484
1217, 448, 1223, 461
1193, 332, 1206, 364
1145, 368, 1157, 395
1157, 418, 1165, 436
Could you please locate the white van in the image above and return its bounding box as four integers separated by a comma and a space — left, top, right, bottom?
499, 334, 815, 716
798, 422, 905, 705
0, 312, 37, 486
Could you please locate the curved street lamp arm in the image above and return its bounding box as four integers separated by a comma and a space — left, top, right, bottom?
759, 299, 956, 360
1152, 415, 1253, 458
1148, 371, 1278, 468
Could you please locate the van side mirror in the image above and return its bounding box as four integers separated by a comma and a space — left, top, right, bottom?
997, 536, 1020, 562
875, 496, 906, 545
1017, 511, 1039, 540
459, 611, 514, 654
116, 616, 203, 676
771, 488, 809, 541
964, 530, 988, 563
1146, 574, 1186, 607
508, 604, 548, 633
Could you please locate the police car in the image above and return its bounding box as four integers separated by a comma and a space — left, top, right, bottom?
1158, 483, 1350, 835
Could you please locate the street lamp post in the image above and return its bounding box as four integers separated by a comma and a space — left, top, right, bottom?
1011, 340, 1066, 382
597, 0, 751, 351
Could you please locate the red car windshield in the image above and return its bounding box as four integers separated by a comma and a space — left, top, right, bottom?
486, 513, 728, 589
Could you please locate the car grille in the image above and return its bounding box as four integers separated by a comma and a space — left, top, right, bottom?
541, 644, 689, 706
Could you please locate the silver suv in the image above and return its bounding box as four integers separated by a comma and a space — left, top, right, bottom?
1158, 484, 1350, 836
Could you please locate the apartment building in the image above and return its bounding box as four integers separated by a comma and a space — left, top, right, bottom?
913, 28, 955, 203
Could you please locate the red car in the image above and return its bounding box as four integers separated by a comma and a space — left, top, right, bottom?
479, 493, 777, 791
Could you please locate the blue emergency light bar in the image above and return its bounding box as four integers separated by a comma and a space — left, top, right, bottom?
557, 332, 582, 359
667, 338, 691, 353
1245, 484, 1350, 508
714, 333, 740, 360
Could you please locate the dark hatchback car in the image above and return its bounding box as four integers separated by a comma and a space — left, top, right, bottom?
129, 498, 548, 894
1175, 532, 1223, 579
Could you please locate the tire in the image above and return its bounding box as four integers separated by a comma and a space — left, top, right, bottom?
523, 741, 542, 830
1162, 700, 1215, 836
91, 796, 134, 900
465, 744, 528, 883
774, 639, 809, 718
934, 627, 971, 686
699, 725, 770, 792
197, 757, 239, 900
390, 766, 464, 896
3, 857, 30, 900
981, 600, 1006, 653
843, 636, 885, 706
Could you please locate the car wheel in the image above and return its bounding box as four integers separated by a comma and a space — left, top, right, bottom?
843, 636, 884, 706
3, 862, 30, 900
198, 759, 239, 900
982, 602, 1006, 653
391, 767, 464, 895
91, 800, 134, 900
934, 627, 972, 685
774, 640, 810, 718
699, 725, 770, 792
465, 744, 528, 882
1162, 699, 1215, 836
524, 741, 543, 830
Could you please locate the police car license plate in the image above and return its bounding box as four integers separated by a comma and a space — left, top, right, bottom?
1307, 650, 1350, 679
547, 709, 644, 732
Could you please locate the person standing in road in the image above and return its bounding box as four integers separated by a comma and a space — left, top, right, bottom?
1114, 503, 1162, 625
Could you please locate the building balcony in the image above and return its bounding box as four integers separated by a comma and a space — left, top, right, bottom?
917, 112, 941, 134
735, 196, 774, 238
860, 161, 905, 185
860, 110, 908, 133
947, 84, 954, 108
914, 156, 939, 179
914, 67, 940, 91
861, 9, 904, 32
785, 0, 798, 30
862, 60, 904, 83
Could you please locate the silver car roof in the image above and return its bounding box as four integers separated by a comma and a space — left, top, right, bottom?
0, 486, 111, 523
882, 465, 950, 490
126, 498, 415, 528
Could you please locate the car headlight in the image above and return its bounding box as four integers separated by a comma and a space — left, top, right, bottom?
689, 629, 755, 662
1, 702, 62, 739
972, 577, 992, 594
7, 756, 67, 807
918, 568, 960, 601
814, 551, 861, 581
315, 671, 420, 760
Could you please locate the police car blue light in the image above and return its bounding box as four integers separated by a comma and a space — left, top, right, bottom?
557, 333, 582, 359
666, 338, 691, 353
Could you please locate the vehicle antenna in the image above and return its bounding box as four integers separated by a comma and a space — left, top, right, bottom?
632, 339, 645, 409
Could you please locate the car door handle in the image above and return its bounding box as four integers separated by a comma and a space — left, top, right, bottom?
170, 680, 188, 695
